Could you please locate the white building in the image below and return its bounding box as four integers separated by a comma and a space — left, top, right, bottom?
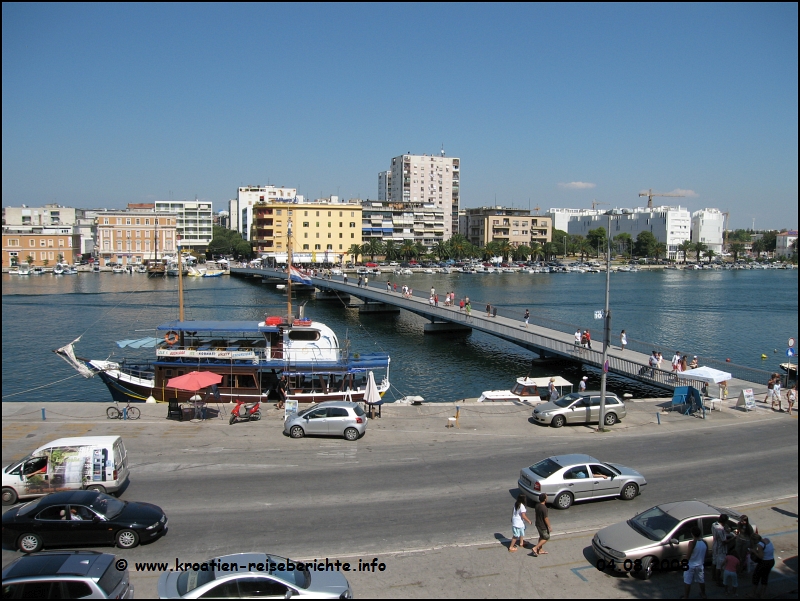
546, 208, 599, 232
378, 171, 391, 202
235, 186, 298, 241
155, 200, 213, 250
691, 208, 725, 254
3, 204, 79, 228
383, 151, 460, 240
776, 230, 798, 257
566, 206, 692, 260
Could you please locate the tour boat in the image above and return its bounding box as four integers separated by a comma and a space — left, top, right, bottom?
477, 376, 573, 403
55, 228, 391, 406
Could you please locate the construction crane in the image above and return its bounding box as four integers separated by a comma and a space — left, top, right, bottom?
532, 205, 541, 215
639, 188, 685, 209
591, 200, 608, 210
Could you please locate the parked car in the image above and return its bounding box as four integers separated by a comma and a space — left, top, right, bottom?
532, 392, 626, 427
2, 490, 167, 553
592, 500, 745, 580
1, 551, 133, 599
518, 454, 646, 509
284, 401, 367, 441
158, 552, 352, 599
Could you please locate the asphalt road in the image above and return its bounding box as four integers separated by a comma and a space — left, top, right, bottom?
2, 411, 797, 597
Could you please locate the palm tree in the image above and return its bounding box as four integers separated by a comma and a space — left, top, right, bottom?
363, 239, 384, 262
705, 249, 716, 263
26, 254, 34, 265
414, 241, 426, 259
542, 242, 559, 261
578, 240, 592, 262
653, 242, 668, 262
347, 244, 362, 264
399, 239, 416, 261
729, 242, 745, 263
448, 234, 468, 260
514, 245, 532, 262
384, 240, 398, 262
678, 240, 693, 264
529, 242, 543, 262
497, 240, 513, 263
431, 241, 449, 261
693, 242, 708, 263
483, 241, 500, 262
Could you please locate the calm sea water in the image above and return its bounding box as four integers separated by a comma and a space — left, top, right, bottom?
2, 269, 797, 403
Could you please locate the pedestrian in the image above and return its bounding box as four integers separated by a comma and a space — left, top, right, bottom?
531, 493, 551, 557
680, 355, 688, 372
434, 294, 439, 307
711, 514, 732, 586
523, 309, 530, 328
734, 515, 754, 561
772, 376, 782, 411
648, 351, 659, 377
431, 287, 435, 298
764, 374, 775, 404
465, 300, 471, 319
547, 377, 557, 401
787, 384, 796, 416
509, 494, 532, 552
387, 281, 392, 292
393, 283, 397, 292
492, 306, 497, 318
486, 303, 492, 317
750, 534, 775, 599
656, 352, 663, 370
689, 355, 699, 369
429, 295, 434, 306
720, 380, 729, 400
357, 276, 362, 288
343, 274, 348, 285
672, 350, 681, 373
722, 550, 740, 597
364, 275, 369, 287
459, 299, 465, 312
682, 526, 707, 599
574, 329, 582, 347
620, 330, 627, 352
584, 330, 592, 349
579, 376, 587, 392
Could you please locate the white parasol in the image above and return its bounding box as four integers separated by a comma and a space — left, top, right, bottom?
364, 371, 381, 405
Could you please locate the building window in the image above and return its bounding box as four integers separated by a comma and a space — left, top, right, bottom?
116, 218, 122, 225
328, 233, 331, 238
314, 244, 321, 250
328, 211, 331, 217
145, 219, 150, 225
302, 222, 309, 227
303, 244, 309, 250
328, 222, 331, 227
29, 240, 35, 247
304, 233, 308, 238
349, 222, 356, 228
316, 233, 319, 238
351, 233, 355, 238
339, 244, 343, 249
339, 233, 343, 238
316, 211, 319, 216
304, 211, 308, 216
339, 222, 343, 227
327, 244, 333, 250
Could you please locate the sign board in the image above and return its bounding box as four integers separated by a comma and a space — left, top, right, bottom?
789, 338, 795, 348
594, 310, 604, 320
284, 399, 299, 421
788, 348, 797, 358
736, 388, 756, 411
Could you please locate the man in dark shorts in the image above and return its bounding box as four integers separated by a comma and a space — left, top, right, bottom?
751, 535, 775, 599
531, 493, 551, 557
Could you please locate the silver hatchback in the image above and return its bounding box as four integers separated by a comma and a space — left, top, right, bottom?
532, 391, 626, 427
284, 401, 367, 441
518, 454, 647, 510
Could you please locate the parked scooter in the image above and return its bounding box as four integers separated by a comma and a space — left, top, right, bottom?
229, 399, 261, 425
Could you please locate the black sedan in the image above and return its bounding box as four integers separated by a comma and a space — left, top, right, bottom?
2, 490, 167, 553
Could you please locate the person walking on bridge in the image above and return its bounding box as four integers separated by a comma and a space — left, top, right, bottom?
522, 309, 530, 328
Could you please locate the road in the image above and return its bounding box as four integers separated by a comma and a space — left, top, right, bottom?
2, 405, 797, 597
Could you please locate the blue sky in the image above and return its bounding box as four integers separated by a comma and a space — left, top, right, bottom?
2, 3, 797, 229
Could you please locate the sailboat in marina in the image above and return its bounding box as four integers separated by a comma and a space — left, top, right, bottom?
55, 219, 391, 406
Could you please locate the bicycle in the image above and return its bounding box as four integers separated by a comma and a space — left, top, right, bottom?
106, 399, 141, 420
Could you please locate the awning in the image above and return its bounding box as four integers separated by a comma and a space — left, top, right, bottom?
115, 337, 162, 349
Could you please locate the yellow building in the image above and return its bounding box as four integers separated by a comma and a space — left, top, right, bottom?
2, 227, 81, 268
252, 201, 363, 264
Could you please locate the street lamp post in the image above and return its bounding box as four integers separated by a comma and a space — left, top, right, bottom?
598, 213, 613, 431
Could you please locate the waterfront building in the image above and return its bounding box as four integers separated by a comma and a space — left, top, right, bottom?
382, 151, 460, 241
154, 200, 213, 253
361, 200, 445, 247
378, 171, 391, 202
459, 207, 552, 249
691, 208, 725, 254
252, 199, 362, 265
3, 204, 79, 228
234, 185, 298, 241
2, 226, 81, 268
564, 206, 691, 260
776, 230, 798, 257
94, 208, 178, 266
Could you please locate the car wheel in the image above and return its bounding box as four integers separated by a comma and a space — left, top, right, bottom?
551, 415, 566, 428
290, 425, 305, 439
620, 482, 639, 500
554, 491, 573, 510
344, 427, 359, 441
86, 484, 106, 494
18, 533, 42, 553
2, 487, 18, 506
636, 556, 655, 580
604, 412, 617, 426
116, 529, 139, 549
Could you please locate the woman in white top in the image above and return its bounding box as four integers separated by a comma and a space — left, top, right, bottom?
509, 494, 532, 552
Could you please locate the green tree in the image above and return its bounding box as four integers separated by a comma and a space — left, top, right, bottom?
208, 226, 252, 259
529, 242, 543, 261
431, 241, 449, 261
730, 229, 750, 242
678, 240, 693, 264
729, 242, 745, 263
653, 242, 668, 261
542, 242, 559, 261
587, 227, 607, 258
347, 244, 362, 264
399, 240, 416, 261
42, 259, 50, 267
693, 241, 708, 263
552, 229, 569, 257
363, 239, 385, 262
634, 232, 658, 258
613, 233, 632, 257
414, 241, 426, 259
26, 254, 34, 265
497, 240, 513, 262
383, 240, 399, 261
448, 234, 468, 260
514, 245, 532, 262
705, 249, 716, 263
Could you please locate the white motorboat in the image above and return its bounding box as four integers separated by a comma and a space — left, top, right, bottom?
478, 376, 573, 403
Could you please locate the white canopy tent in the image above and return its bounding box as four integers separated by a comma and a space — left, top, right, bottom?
676, 366, 732, 399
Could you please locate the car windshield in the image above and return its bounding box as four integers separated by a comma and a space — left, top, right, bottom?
629, 506, 680, 541
88, 493, 126, 519
528, 458, 562, 479
177, 568, 216, 596
297, 405, 319, 418
602, 463, 621, 475
554, 393, 581, 408
5, 454, 34, 473
267, 555, 309, 589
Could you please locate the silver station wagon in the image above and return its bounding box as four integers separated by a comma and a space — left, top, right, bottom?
518, 454, 647, 509
284, 401, 367, 441
532, 391, 627, 427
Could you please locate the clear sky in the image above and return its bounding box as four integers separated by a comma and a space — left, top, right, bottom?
2, 3, 797, 229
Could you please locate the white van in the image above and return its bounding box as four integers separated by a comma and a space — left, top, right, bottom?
2, 436, 129, 506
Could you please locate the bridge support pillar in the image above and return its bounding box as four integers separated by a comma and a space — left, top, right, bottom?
424, 322, 472, 334
359, 303, 401, 315
316, 290, 349, 302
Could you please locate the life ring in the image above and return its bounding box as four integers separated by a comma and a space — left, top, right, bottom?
164, 331, 179, 345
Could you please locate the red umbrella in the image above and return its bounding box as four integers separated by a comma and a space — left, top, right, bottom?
166, 371, 223, 392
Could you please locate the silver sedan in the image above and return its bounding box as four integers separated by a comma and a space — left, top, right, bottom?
283, 401, 368, 441
518, 454, 647, 510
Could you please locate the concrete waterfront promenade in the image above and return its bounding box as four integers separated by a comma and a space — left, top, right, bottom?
2, 399, 797, 598
231, 266, 771, 398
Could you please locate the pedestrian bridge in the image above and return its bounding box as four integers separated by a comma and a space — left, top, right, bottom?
230, 267, 767, 396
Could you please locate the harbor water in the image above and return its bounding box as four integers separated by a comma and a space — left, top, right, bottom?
2, 268, 797, 403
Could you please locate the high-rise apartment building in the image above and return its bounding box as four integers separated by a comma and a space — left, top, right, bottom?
378, 171, 391, 202
690, 208, 725, 254
383, 151, 460, 241
155, 200, 213, 251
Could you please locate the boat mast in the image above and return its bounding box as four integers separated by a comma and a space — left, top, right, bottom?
287, 218, 293, 321
177, 235, 184, 322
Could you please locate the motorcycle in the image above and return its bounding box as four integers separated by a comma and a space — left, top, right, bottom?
229, 399, 262, 425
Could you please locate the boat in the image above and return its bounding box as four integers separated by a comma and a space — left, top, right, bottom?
53, 263, 65, 275
17, 263, 30, 275
31, 267, 44, 275
137, 264, 148, 274
780, 362, 797, 377
477, 376, 573, 403
112, 265, 125, 274
201, 261, 226, 277
55, 227, 391, 406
